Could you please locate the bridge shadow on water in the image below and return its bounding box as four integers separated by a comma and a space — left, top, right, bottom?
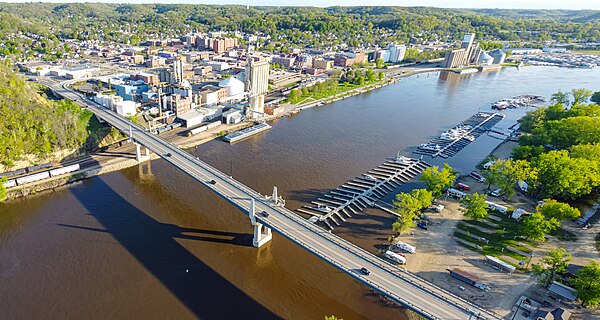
65, 177, 281, 320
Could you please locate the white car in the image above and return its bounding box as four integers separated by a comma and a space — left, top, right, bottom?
489, 188, 502, 197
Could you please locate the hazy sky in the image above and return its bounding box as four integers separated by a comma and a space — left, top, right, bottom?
1, 0, 599, 10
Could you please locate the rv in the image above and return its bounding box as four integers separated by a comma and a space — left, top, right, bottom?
395, 242, 416, 254
485, 201, 507, 213
384, 251, 407, 264
447, 188, 467, 200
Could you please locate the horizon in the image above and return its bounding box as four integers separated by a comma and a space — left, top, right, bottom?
0, 0, 599, 10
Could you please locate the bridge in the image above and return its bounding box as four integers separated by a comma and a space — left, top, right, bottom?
43, 77, 502, 320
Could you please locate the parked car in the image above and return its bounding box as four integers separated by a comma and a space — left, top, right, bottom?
417, 222, 428, 230
164, 152, 172, 157
489, 188, 502, 197
360, 267, 371, 275
469, 171, 486, 183
455, 183, 470, 191
209, 180, 217, 185
261, 211, 269, 218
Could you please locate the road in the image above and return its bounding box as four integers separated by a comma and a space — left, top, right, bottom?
42, 77, 502, 320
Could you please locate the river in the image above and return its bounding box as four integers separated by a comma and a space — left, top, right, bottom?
1, 66, 600, 320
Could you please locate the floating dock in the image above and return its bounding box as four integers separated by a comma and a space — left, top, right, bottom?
223, 122, 271, 143
297, 154, 430, 230
414, 112, 504, 159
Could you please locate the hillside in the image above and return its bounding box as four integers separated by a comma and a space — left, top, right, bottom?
0, 61, 107, 168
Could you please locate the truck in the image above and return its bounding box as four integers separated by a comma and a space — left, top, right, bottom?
447, 268, 491, 291
384, 250, 407, 264
395, 241, 416, 254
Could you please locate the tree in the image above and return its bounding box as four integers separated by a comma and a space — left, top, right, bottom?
532, 248, 572, 287
551, 90, 570, 105
537, 199, 581, 223
324, 316, 342, 320
375, 58, 384, 69
97, 79, 102, 92
591, 91, 600, 104
571, 88, 593, 105
107, 78, 111, 91
573, 260, 600, 307
377, 71, 384, 81
0, 176, 7, 202
461, 193, 488, 220
535, 150, 600, 200
521, 212, 560, 242
392, 189, 433, 234
419, 163, 456, 198
487, 159, 537, 199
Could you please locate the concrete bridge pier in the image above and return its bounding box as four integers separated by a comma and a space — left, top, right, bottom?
135, 143, 151, 162
248, 198, 272, 247
253, 222, 272, 247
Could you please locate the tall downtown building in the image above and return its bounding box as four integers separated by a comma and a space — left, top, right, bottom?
245, 56, 270, 119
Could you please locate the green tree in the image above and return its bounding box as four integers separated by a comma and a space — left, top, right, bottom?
419, 163, 456, 198
0, 176, 7, 202
375, 58, 384, 69
392, 189, 433, 234
107, 78, 111, 91
591, 91, 600, 104
461, 192, 488, 220
324, 316, 342, 320
532, 248, 572, 287
377, 71, 384, 81
551, 90, 570, 105
535, 150, 600, 199
521, 212, 560, 242
571, 88, 593, 105
97, 79, 102, 92
573, 260, 600, 307
537, 199, 581, 223
487, 159, 536, 199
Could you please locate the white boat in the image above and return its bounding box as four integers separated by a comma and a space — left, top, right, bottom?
394, 153, 413, 165
463, 135, 476, 142
315, 205, 333, 213
363, 174, 378, 181
419, 143, 442, 151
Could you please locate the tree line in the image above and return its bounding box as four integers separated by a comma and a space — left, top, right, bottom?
2, 4, 600, 61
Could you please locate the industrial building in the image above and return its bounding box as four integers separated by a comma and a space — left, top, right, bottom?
246, 56, 270, 118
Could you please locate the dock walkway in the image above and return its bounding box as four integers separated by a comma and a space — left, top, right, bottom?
414, 112, 505, 158
297, 155, 429, 229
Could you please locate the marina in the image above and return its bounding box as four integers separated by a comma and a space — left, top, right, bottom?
414, 112, 505, 158
223, 122, 271, 143
297, 154, 430, 230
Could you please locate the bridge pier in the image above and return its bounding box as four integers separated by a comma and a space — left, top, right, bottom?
248, 198, 272, 247
253, 222, 272, 247
135, 143, 151, 162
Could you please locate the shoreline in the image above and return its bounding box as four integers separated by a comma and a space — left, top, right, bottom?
3, 66, 468, 201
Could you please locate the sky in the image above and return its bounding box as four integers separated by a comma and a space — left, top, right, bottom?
1, 0, 600, 10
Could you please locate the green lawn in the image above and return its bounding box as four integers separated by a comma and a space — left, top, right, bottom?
453, 210, 541, 268
287, 80, 384, 104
